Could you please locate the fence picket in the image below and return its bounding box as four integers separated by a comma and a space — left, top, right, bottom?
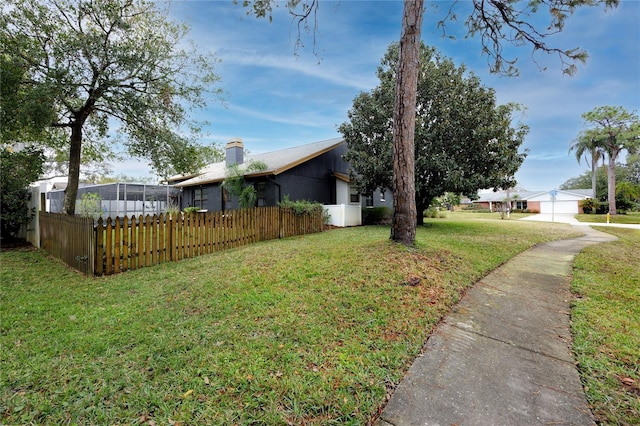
96, 218, 104, 275
122, 217, 129, 272
151, 214, 158, 266
129, 216, 137, 270
105, 218, 113, 275
114, 218, 122, 273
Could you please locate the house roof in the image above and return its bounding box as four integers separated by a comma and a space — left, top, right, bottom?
170, 138, 346, 187
475, 189, 592, 202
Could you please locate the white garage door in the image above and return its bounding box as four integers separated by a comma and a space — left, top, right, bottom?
540, 201, 578, 214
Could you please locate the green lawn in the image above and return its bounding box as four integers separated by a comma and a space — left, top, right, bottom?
576, 212, 640, 224
571, 226, 640, 426
0, 217, 584, 424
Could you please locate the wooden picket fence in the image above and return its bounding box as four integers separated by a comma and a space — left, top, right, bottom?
39, 207, 323, 276
40, 212, 96, 275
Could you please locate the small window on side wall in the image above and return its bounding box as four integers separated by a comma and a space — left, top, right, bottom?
364, 194, 374, 207
349, 186, 360, 204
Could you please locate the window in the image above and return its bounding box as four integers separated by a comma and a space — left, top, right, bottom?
193, 187, 207, 209
255, 182, 267, 207
349, 186, 360, 204
364, 193, 374, 207
515, 200, 528, 210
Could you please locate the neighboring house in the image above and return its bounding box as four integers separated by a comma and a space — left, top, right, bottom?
169, 138, 363, 226
474, 189, 592, 214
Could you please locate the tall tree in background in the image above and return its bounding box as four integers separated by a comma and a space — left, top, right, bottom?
569, 133, 606, 199
1, 0, 221, 215
340, 43, 528, 225
239, 0, 619, 244
580, 106, 640, 215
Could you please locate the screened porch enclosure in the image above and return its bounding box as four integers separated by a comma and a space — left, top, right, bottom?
48, 183, 181, 218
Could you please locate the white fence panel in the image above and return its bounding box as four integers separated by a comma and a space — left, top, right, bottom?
324, 204, 362, 227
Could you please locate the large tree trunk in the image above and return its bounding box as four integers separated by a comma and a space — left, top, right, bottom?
63, 122, 83, 215
607, 154, 617, 215
391, 0, 424, 245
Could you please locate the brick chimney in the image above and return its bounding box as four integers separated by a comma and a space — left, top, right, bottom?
225, 137, 244, 167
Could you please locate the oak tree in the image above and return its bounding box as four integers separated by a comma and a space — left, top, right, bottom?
1, 0, 221, 214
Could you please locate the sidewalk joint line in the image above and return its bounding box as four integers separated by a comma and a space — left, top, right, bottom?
450, 322, 576, 366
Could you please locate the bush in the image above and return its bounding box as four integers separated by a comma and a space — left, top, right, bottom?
0, 147, 45, 241
164, 201, 180, 216
596, 202, 609, 214
581, 198, 599, 214
77, 192, 102, 219
424, 207, 447, 219
362, 207, 392, 225
278, 196, 323, 216
465, 204, 492, 213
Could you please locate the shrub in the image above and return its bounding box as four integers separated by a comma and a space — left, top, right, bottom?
424, 207, 446, 219
0, 147, 45, 240
164, 201, 180, 216
465, 204, 492, 213
596, 202, 609, 214
77, 192, 103, 219
581, 198, 599, 214
362, 207, 392, 225
183, 206, 200, 215
278, 196, 323, 216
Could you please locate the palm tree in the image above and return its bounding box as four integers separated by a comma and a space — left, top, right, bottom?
581, 106, 640, 215
569, 133, 605, 199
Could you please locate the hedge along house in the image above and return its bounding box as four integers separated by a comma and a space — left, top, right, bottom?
168, 138, 362, 226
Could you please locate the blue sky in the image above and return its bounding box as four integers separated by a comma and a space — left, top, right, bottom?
119, 0, 640, 191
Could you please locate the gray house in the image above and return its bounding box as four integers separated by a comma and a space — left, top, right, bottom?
169, 138, 365, 226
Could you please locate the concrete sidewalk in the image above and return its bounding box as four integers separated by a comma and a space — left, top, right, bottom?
520, 213, 640, 229
376, 225, 618, 426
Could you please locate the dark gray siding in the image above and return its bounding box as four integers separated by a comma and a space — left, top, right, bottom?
178, 143, 351, 211
271, 144, 349, 204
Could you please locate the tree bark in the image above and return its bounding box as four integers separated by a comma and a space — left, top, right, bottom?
590, 155, 597, 199
63, 121, 84, 215
391, 0, 424, 245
